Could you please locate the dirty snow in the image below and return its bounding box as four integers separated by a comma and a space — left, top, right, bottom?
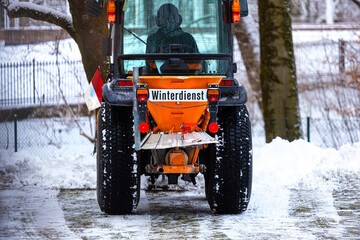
1, 137, 359, 191
1, 136, 360, 239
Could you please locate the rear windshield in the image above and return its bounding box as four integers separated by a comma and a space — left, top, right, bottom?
121, 0, 230, 75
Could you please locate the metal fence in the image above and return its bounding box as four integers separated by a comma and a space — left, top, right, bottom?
251, 117, 360, 149
0, 39, 359, 156
0, 59, 87, 106
1, 39, 359, 107
0, 116, 96, 158
295, 39, 359, 81
1, 116, 359, 158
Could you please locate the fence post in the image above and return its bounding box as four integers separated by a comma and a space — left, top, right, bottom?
14, 114, 18, 152
307, 117, 310, 143
339, 39, 345, 74
33, 58, 36, 104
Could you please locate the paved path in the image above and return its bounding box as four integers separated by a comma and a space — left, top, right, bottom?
0, 176, 359, 239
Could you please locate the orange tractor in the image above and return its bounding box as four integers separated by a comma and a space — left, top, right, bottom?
90, 0, 252, 214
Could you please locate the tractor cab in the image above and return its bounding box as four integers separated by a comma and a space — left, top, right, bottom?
90, 0, 253, 215
119, 0, 244, 77
94, 0, 249, 78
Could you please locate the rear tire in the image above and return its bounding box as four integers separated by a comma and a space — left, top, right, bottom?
97, 102, 140, 214
205, 105, 252, 214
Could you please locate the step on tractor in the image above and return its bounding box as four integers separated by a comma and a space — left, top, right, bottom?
89, 0, 252, 214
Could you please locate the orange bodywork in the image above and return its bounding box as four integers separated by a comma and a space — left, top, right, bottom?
188, 147, 200, 165
169, 151, 187, 166
148, 102, 207, 132
130, 75, 224, 132
163, 165, 199, 174
129, 75, 223, 174
137, 75, 222, 89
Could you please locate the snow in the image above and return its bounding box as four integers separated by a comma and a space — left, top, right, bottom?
0, 117, 96, 189
0, 189, 78, 239
0, 147, 96, 189
326, 0, 335, 24
0, 38, 81, 63
292, 29, 360, 43
255, 138, 360, 190
1, 131, 359, 192
8, 1, 72, 25
1, 133, 359, 238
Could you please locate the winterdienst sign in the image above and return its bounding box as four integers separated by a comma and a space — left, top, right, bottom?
149, 89, 207, 102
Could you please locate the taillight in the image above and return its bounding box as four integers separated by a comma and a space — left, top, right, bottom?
137, 88, 149, 101
208, 122, 219, 133
118, 80, 132, 86
107, 0, 116, 23
137, 94, 148, 101
220, 80, 233, 86
232, 0, 241, 23
207, 89, 220, 102
138, 122, 149, 133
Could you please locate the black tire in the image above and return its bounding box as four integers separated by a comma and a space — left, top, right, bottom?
205, 105, 252, 214
97, 102, 140, 214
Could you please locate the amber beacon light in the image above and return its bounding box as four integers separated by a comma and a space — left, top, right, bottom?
107, 0, 116, 23
232, 0, 241, 23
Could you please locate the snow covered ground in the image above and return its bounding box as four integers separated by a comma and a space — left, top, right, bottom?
0, 132, 359, 239
0, 38, 81, 63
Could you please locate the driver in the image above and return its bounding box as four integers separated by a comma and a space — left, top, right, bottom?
146, 3, 199, 54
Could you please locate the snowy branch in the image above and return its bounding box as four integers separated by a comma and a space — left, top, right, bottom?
1, 1, 76, 39
350, 0, 360, 9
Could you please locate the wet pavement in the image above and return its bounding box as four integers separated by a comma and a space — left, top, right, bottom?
0, 175, 359, 240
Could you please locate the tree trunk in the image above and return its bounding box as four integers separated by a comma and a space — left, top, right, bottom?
232, 0, 262, 111
350, 0, 360, 9
326, 0, 335, 24
68, 0, 109, 82
258, 0, 302, 142
232, 14, 262, 111
2, 0, 110, 82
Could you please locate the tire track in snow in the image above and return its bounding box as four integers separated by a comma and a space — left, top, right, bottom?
0, 188, 78, 240
1, 184, 359, 239
57, 189, 151, 240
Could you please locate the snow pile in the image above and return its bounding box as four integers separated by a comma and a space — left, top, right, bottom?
249, 138, 360, 219
0, 149, 96, 189
254, 138, 360, 190
0, 138, 359, 191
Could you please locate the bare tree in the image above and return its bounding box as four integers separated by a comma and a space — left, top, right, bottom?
258, 0, 302, 142
291, 0, 360, 23
232, 9, 262, 111
351, 0, 360, 8
0, 0, 109, 82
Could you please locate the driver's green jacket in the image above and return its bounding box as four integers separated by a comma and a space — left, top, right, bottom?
146, 24, 199, 54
